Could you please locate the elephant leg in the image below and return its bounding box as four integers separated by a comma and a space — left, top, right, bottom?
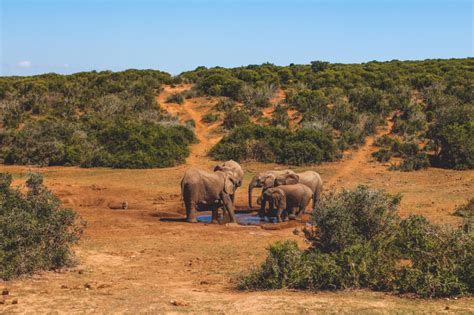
221, 194, 236, 223
297, 206, 305, 219
211, 206, 219, 224
276, 214, 282, 223
288, 207, 297, 220
258, 196, 267, 219
223, 207, 231, 223
184, 198, 198, 223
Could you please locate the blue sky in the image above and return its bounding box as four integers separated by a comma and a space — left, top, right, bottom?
1, 0, 472, 76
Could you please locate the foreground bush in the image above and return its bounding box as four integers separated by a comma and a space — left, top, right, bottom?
238, 185, 473, 297
0, 173, 84, 280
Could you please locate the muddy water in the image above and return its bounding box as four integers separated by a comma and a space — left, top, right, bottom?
197, 213, 280, 225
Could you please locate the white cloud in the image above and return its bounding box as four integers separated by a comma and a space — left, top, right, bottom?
17, 60, 32, 68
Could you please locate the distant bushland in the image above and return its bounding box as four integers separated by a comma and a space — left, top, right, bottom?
0, 70, 195, 168
181, 58, 472, 170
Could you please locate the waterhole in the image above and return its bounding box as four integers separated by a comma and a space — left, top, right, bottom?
196, 213, 280, 225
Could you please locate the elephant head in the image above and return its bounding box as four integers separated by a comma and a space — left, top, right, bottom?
214, 160, 244, 187
260, 188, 287, 219
249, 171, 299, 208
215, 166, 238, 196
248, 172, 275, 208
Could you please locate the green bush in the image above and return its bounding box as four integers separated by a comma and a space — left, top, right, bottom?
1, 118, 195, 169
165, 92, 184, 104
222, 109, 251, 129
0, 70, 197, 169
372, 148, 392, 162
0, 173, 84, 280
201, 113, 219, 123
372, 137, 430, 171
428, 103, 473, 170
210, 125, 337, 165
238, 185, 473, 297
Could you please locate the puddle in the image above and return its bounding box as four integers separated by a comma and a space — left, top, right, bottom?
197, 213, 279, 225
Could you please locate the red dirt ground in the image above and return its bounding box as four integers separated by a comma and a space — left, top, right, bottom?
0, 85, 472, 313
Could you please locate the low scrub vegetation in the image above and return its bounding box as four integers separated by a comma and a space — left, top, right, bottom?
165, 92, 184, 104
372, 136, 430, 171
201, 113, 219, 123
182, 58, 472, 170
210, 125, 337, 165
238, 185, 473, 298
0, 173, 84, 280
0, 70, 195, 168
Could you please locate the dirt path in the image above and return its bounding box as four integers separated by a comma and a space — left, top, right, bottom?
326, 118, 394, 188
157, 84, 222, 166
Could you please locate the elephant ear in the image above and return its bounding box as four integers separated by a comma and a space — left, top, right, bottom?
224, 176, 235, 195
262, 174, 276, 189
275, 173, 299, 186
284, 173, 299, 185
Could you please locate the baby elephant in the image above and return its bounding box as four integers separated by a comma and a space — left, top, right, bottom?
260, 184, 313, 223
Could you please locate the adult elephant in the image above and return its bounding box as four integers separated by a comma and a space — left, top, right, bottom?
214, 160, 244, 202
248, 170, 295, 209
249, 170, 323, 211
181, 166, 238, 223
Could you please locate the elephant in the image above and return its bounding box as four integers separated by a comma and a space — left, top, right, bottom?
214, 160, 244, 187
181, 166, 238, 223
249, 170, 323, 212
248, 170, 296, 208
260, 184, 313, 222
214, 160, 244, 203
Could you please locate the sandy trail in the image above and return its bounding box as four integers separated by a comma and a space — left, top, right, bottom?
157, 84, 222, 165
326, 118, 394, 188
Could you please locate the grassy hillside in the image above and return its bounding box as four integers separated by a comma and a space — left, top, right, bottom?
180, 58, 473, 169
0, 58, 472, 169
0, 70, 195, 168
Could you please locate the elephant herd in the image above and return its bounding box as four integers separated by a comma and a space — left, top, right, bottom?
180, 160, 323, 224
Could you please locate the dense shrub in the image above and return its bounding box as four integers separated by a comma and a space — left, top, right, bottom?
165, 92, 184, 104
427, 103, 473, 169
0, 173, 84, 280
201, 113, 219, 123
181, 59, 472, 170
238, 185, 473, 297
0, 70, 196, 168
0, 118, 195, 168
373, 138, 430, 171
222, 109, 251, 129
270, 104, 290, 128
210, 125, 337, 165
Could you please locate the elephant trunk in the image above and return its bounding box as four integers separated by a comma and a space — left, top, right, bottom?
248, 176, 259, 209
